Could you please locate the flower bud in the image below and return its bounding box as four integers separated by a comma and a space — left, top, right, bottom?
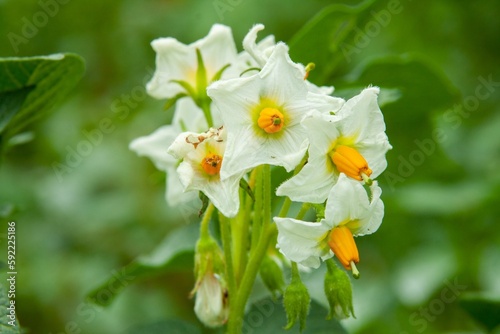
259, 255, 285, 298
324, 259, 355, 320
194, 272, 229, 327
192, 235, 228, 327
283, 263, 310, 331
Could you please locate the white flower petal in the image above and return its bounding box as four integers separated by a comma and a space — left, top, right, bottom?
275, 217, 332, 269
242, 23, 268, 67
276, 155, 335, 203
147, 38, 193, 99
167, 131, 199, 160
129, 125, 177, 171
325, 173, 370, 227
165, 167, 198, 206
353, 181, 384, 236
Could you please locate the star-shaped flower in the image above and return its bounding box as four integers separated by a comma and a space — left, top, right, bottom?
277, 87, 392, 203
275, 173, 384, 276
207, 43, 343, 179
168, 127, 243, 217
147, 24, 237, 100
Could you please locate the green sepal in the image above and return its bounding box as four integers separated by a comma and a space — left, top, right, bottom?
324, 259, 355, 320
163, 92, 187, 111
239, 178, 255, 201
198, 191, 209, 217
312, 203, 326, 221
195, 48, 208, 97
170, 80, 197, 100
283, 263, 310, 332
211, 63, 231, 82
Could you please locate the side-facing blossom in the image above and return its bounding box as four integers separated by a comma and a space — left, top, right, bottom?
242, 24, 334, 95
167, 127, 244, 217
275, 173, 384, 276
207, 43, 343, 179
147, 24, 238, 100
129, 98, 207, 206
277, 87, 392, 203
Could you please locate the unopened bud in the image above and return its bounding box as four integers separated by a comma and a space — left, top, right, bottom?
324, 259, 355, 320
194, 272, 229, 327
283, 263, 310, 332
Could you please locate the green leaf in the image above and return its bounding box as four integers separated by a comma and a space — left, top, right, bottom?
0, 86, 34, 133
0, 53, 85, 151
87, 223, 198, 307
288, 0, 377, 84
123, 319, 201, 334
459, 293, 500, 332
243, 297, 347, 334
0, 283, 20, 333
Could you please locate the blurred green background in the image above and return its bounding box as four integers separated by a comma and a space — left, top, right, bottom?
1, 0, 499, 333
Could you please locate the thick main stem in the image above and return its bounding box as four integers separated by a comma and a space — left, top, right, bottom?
227, 165, 273, 333
226, 223, 276, 333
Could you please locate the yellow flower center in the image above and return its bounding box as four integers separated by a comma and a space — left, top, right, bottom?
257, 108, 284, 134
201, 153, 222, 175
330, 145, 372, 184
328, 226, 360, 278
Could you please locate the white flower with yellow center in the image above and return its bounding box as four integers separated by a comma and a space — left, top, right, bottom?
207, 43, 343, 179
168, 127, 243, 218
129, 98, 207, 206
275, 173, 384, 277
277, 87, 392, 203
146, 24, 237, 100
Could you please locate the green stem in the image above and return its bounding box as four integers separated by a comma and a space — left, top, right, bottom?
219, 211, 236, 300
227, 223, 277, 333
199, 203, 214, 240
295, 203, 311, 221
278, 197, 292, 218
250, 166, 263, 254
226, 164, 273, 334
290, 261, 300, 283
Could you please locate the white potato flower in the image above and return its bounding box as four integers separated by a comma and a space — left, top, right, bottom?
207, 43, 343, 179
277, 87, 392, 203
275, 174, 384, 277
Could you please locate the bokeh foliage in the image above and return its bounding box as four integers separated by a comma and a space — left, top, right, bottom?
0, 0, 499, 333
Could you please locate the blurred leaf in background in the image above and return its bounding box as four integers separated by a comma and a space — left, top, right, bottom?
0, 0, 499, 333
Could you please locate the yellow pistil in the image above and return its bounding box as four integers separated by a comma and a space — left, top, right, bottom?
257, 108, 284, 134
328, 226, 360, 279
201, 153, 222, 175
331, 145, 373, 184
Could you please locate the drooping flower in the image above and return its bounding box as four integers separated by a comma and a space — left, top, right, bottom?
192, 231, 228, 328
207, 43, 343, 179
194, 272, 229, 327
167, 126, 244, 217
277, 87, 392, 203
146, 24, 237, 100
129, 98, 207, 206
274, 173, 384, 276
